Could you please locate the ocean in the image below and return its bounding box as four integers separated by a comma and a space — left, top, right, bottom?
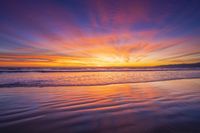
0, 67, 200, 133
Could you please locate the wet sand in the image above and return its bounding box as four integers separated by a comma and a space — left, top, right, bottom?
0, 78, 200, 133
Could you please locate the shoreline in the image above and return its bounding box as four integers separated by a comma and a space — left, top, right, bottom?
1, 78, 200, 88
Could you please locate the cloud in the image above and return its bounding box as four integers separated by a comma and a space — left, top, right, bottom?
0, 0, 200, 66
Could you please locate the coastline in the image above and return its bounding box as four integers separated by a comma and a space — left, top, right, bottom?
0, 78, 200, 133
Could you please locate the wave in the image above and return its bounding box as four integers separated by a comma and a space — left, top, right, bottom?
0, 77, 200, 88
0, 67, 200, 73
0, 70, 200, 87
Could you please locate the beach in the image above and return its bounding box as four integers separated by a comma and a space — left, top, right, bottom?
1, 0, 200, 132
0, 76, 200, 133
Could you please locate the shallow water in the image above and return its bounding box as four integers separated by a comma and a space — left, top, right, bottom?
0, 70, 200, 87
0, 78, 200, 133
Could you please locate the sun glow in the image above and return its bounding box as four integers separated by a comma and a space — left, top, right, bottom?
0, 0, 199, 67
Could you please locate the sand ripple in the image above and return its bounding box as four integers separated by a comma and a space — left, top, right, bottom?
0, 79, 200, 133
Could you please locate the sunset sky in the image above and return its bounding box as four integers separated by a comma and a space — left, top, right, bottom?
0, 0, 200, 67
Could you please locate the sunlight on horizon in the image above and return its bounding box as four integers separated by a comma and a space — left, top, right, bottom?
0, 0, 199, 67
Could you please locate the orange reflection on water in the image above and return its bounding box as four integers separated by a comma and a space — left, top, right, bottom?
1, 79, 200, 133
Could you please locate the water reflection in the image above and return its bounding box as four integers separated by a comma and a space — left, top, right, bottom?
0, 79, 200, 133
0, 70, 200, 87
